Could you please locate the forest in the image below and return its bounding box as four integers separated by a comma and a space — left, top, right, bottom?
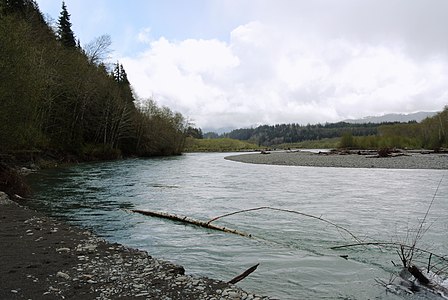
214, 109, 448, 150
1, 0, 447, 162
0, 0, 188, 162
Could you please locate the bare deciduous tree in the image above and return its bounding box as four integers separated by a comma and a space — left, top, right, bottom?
84, 34, 112, 65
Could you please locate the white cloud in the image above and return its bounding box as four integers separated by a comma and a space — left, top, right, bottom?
35, 0, 448, 130
122, 17, 448, 131
137, 28, 152, 44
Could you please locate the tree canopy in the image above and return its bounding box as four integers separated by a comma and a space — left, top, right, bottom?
0, 0, 188, 160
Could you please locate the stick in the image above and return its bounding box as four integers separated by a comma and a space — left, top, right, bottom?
428, 253, 432, 273
131, 209, 251, 237
331, 242, 448, 263
228, 263, 260, 284
208, 206, 362, 243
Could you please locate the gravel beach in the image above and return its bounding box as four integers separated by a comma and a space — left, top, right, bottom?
225, 150, 448, 169
0, 192, 270, 300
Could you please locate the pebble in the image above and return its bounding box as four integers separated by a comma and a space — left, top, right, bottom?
1, 203, 271, 300
56, 271, 70, 280
56, 247, 70, 252
226, 151, 448, 170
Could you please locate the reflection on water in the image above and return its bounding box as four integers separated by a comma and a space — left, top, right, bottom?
27, 153, 448, 299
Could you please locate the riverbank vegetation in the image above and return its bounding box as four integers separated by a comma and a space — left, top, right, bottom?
339, 108, 448, 150
207, 108, 447, 151
184, 138, 260, 152
0, 1, 188, 163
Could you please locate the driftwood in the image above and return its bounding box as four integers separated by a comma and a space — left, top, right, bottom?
130, 209, 251, 237
228, 263, 260, 284
131, 206, 360, 242
331, 242, 448, 264
409, 265, 430, 285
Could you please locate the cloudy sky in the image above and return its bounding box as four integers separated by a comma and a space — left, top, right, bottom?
36, 0, 448, 131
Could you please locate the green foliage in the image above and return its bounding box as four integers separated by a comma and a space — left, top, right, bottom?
339, 131, 355, 149
184, 138, 260, 152
334, 108, 448, 150
223, 122, 392, 147
185, 126, 203, 139
133, 100, 187, 156
418, 107, 448, 149
0, 14, 48, 151
0, 2, 187, 160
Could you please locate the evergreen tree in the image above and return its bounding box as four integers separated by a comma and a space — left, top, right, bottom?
112, 62, 130, 84
112, 62, 121, 82
57, 1, 75, 48
119, 64, 129, 84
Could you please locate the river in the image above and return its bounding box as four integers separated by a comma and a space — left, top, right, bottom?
27, 152, 448, 299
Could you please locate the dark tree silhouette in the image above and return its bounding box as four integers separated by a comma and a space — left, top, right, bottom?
57, 1, 76, 48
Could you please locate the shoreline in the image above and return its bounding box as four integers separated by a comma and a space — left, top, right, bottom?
0, 193, 270, 300
225, 150, 448, 170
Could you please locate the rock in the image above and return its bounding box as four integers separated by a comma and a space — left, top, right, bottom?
0, 192, 13, 205
56, 271, 70, 280
56, 247, 70, 252
19, 167, 33, 175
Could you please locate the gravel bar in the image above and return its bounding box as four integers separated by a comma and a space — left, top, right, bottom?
225, 151, 448, 169
0, 192, 271, 300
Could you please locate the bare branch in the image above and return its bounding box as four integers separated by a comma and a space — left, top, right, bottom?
228, 264, 259, 284
84, 34, 112, 65
208, 206, 362, 244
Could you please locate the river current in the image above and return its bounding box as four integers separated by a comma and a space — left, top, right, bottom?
27, 152, 448, 299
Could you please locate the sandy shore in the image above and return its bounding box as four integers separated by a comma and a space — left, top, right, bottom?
225, 150, 448, 169
0, 192, 270, 300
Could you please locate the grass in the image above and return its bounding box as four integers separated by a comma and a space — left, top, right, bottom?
184, 138, 261, 152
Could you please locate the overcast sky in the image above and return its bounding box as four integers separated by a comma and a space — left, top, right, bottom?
36, 0, 447, 131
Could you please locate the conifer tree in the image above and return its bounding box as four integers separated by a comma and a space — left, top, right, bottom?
112, 62, 130, 84
57, 1, 75, 48
120, 64, 129, 84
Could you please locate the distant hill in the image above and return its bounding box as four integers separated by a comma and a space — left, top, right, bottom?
344, 111, 437, 124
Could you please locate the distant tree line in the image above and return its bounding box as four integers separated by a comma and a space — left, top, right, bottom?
340, 107, 448, 150
208, 109, 447, 150
219, 122, 407, 147
0, 0, 188, 160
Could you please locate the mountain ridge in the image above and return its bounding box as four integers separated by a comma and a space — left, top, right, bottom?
343, 111, 438, 124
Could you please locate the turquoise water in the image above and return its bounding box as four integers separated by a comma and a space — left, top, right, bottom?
27, 153, 448, 299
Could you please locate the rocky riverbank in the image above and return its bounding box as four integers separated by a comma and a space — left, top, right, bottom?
225, 150, 448, 169
0, 192, 270, 300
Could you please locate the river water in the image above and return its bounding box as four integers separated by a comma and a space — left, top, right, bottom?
27, 152, 448, 299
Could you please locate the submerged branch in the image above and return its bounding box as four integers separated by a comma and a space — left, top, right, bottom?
208, 206, 362, 244
331, 242, 448, 264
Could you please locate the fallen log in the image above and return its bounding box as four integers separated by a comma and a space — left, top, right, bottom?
130, 209, 251, 237
228, 263, 260, 284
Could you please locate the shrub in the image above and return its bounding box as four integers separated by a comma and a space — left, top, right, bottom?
0, 163, 30, 198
